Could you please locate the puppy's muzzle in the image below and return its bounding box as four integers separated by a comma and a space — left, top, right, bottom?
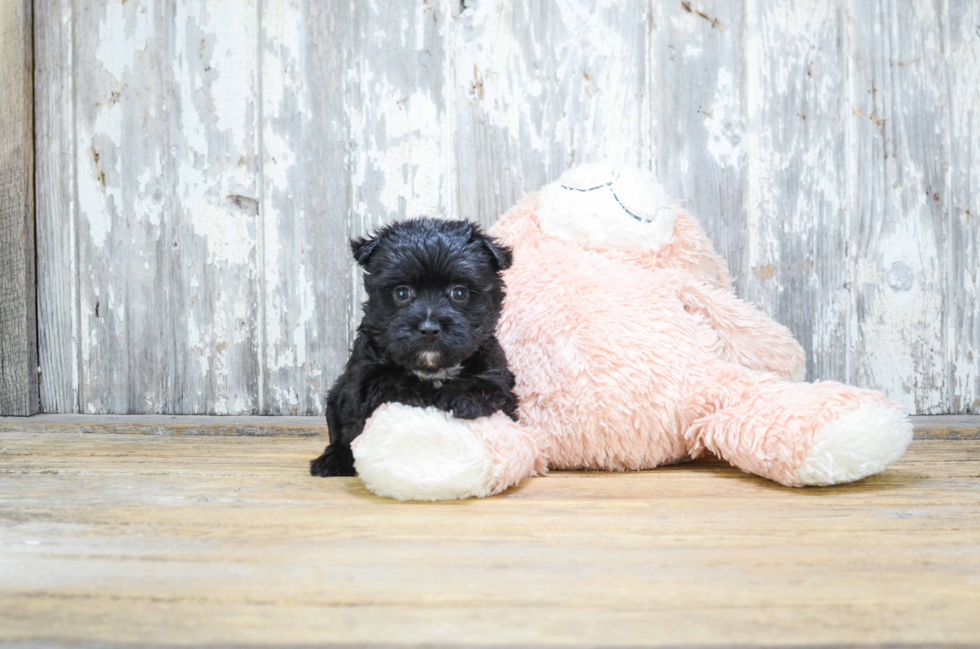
418, 350, 441, 369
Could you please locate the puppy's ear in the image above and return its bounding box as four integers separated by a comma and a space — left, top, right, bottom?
478, 234, 513, 272
350, 234, 381, 268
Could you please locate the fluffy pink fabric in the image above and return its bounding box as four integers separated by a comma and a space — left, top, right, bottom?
478, 193, 906, 488
470, 416, 549, 495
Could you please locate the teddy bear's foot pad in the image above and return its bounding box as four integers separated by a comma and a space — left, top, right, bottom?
795, 400, 913, 486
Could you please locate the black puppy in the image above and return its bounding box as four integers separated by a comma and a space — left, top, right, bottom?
310, 218, 519, 477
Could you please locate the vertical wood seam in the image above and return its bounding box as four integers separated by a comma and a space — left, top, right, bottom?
941, 0, 954, 413
645, 0, 655, 174
741, 0, 753, 303
444, 0, 458, 219
27, 0, 38, 414
344, 0, 355, 364
346, 0, 354, 365
167, 0, 179, 413
841, 0, 857, 383
30, 0, 40, 408
931, 0, 951, 413
69, 0, 80, 412
843, 0, 853, 386
255, 0, 266, 414
0, 0, 39, 414
454, 0, 466, 221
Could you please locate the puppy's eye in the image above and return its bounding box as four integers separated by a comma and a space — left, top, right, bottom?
449, 286, 469, 303
393, 286, 414, 305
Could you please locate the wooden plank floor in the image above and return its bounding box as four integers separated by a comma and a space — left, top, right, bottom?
0, 421, 978, 647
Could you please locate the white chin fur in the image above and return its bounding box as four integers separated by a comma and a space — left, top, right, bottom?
795, 400, 913, 486
536, 163, 678, 251
352, 403, 495, 501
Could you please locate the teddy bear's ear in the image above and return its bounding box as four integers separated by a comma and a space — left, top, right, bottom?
350, 233, 382, 268
478, 233, 513, 272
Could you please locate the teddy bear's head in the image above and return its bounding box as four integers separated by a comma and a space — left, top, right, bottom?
490, 163, 732, 291
534, 163, 679, 252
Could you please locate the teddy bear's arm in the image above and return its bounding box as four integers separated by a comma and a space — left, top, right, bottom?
351, 404, 546, 501
674, 273, 806, 382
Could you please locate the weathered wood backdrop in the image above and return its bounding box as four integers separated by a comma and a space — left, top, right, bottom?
33, 0, 979, 415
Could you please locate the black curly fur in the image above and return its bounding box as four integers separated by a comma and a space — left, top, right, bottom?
310, 218, 519, 478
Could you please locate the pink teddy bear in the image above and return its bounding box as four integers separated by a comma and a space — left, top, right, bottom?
350, 165, 912, 500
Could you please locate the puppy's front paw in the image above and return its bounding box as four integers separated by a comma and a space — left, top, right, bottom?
310, 444, 355, 477
448, 394, 497, 420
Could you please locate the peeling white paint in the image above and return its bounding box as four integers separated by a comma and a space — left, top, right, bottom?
371, 87, 445, 216
683, 44, 703, 58
96, 1, 152, 82
206, 0, 255, 149
704, 68, 743, 170
456, 1, 545, 147
133, 165, 163, 227
78, 102, 124, 250
187, 202, 254, 266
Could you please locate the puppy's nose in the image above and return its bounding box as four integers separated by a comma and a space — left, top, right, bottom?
418, 320, 441, 341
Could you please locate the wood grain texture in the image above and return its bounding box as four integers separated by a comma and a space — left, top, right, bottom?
454, 0, 652, 227
0, 431, 978, 646
33, 0, 76, 414
72, 0, 263, 414
259, 0, 352, 415
742, 0, 849, 384
847, 0, 949, 414
348, 0, 457, 232
346, 0, 459, 344
654, 0, 744, 280
72, 0, 176, 413
0, 0, 38, 416
946, 0, 980, 414
169, 0, 262, 415
31, 0, 980, 414
909, 414, 980, 440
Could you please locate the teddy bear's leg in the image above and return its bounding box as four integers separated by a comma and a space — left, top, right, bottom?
684, 365, 912, 487
350, 403, 546, 501
674, 272, 807, 382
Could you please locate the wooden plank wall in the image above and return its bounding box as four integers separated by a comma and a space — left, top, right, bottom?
0, 0, 38, 416
32, 0, 980, 415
